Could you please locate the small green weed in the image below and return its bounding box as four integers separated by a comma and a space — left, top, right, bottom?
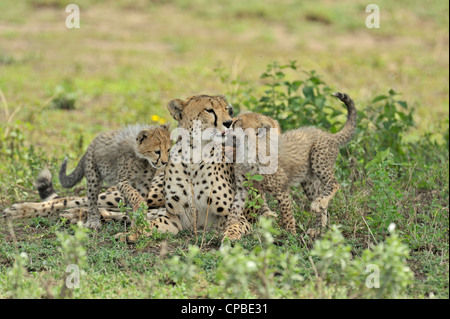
311, 224, 413, 298
242, 173, 264, 215
49, 85, 78, 110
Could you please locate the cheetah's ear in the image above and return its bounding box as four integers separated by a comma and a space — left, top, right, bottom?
231, 118, 242, 129
136, 130, 149, 144
257, 120, 276, 138
161, 122, 171, 131
270, 118, 282, 134
257, 127, 268, 138
167, 99, 185, 122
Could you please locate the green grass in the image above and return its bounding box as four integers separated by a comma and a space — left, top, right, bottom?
0, 0, 449, 299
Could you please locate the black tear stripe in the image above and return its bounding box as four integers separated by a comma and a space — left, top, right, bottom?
212, 110, 217, 127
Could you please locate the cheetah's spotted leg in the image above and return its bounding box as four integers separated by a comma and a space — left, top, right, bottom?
304, 143, 341, 239
61, 208, 130, 224
2, 196, 87, 220
117, 179, 148, 239
245, 193, 277, 223
84, 152, 103, 229
224, 188, 277, 241
114, 208, 182, 243
302, 176, 336, 239
223, 179, 248, 240
275, 190, 296, 235
308, 180, 338, 238
223, 170, 277, 241
222, 216, 252, 242
259, 196, 277, 219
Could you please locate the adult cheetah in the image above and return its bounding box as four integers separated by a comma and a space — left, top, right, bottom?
3, 95, 259, 241
135, 95, 256, 238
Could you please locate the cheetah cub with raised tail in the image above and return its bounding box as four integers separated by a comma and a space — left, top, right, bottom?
59, 123, 172, 229
224, 92, 357, 240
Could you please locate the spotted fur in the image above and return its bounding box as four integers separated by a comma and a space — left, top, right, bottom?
139, 95, 253, 238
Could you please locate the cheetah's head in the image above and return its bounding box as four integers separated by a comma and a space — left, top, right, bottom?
226, 112, 281, 164
167, 95, 233, 134
232, 112, 281, 135
135, 123, 172, 169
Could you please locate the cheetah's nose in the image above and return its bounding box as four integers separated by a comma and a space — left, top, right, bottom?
161, 160, 168, 165
223, 120, 232, 128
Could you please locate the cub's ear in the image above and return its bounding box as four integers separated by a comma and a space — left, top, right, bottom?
257, 120, 277, 137
161, 122, 171, 131
270, 118, 282, 134
257, 127, 268, 138
231, 118, 242, 129
136, 130, 149, 144
167, 99, 185, 122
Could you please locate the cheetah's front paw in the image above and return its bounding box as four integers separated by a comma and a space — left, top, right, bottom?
261, 209, 278, 219
222, 224, 243, 241
114, 232, 139, 244
2, 207, 16, 219
310, 197, 330, 213
84, 217, 102, 229
306, 228, 322, 240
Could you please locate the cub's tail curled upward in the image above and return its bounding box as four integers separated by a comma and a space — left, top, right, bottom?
34, 168, 58, 201
331, 92, 357, 146
59, 155, 86, 188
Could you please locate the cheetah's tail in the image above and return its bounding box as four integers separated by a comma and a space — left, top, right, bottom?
59, 155, 85, 188
34, 168, 59, 201
332, 92, 357, 146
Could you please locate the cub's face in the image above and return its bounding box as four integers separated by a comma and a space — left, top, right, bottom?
167, 95, 234, 133
231, 112, 281, 150
223, 112, 281, 166
232, 112, 281, 135
136, 123, 172, 169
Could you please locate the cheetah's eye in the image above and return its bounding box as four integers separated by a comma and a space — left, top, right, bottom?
155, 150, 160, 155
205, 109, 214, 113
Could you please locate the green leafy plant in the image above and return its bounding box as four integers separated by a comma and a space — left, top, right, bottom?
311, 224, 413, 298
128, 202, 151, 235
5, 252, 41, 298
216, 217, 303, 298
363, 148, 405, 237
357, 89, 414, 162
358, 224, 414, 298
242, 173, 265, 214
50, 85, 78, 110
56, 222, 88, 298
251, 60, 336, 132
166, 245, 202, 285
117, 200, 151, 240
56, 222, 88, 267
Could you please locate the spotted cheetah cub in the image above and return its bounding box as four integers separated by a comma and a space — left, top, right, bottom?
58, 123, 172, 229
223, 112, 281, 239
224, 92, 356, 240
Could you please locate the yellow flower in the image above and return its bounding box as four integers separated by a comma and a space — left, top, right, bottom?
151, 115, 160, 122
159, 118, 166, 124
